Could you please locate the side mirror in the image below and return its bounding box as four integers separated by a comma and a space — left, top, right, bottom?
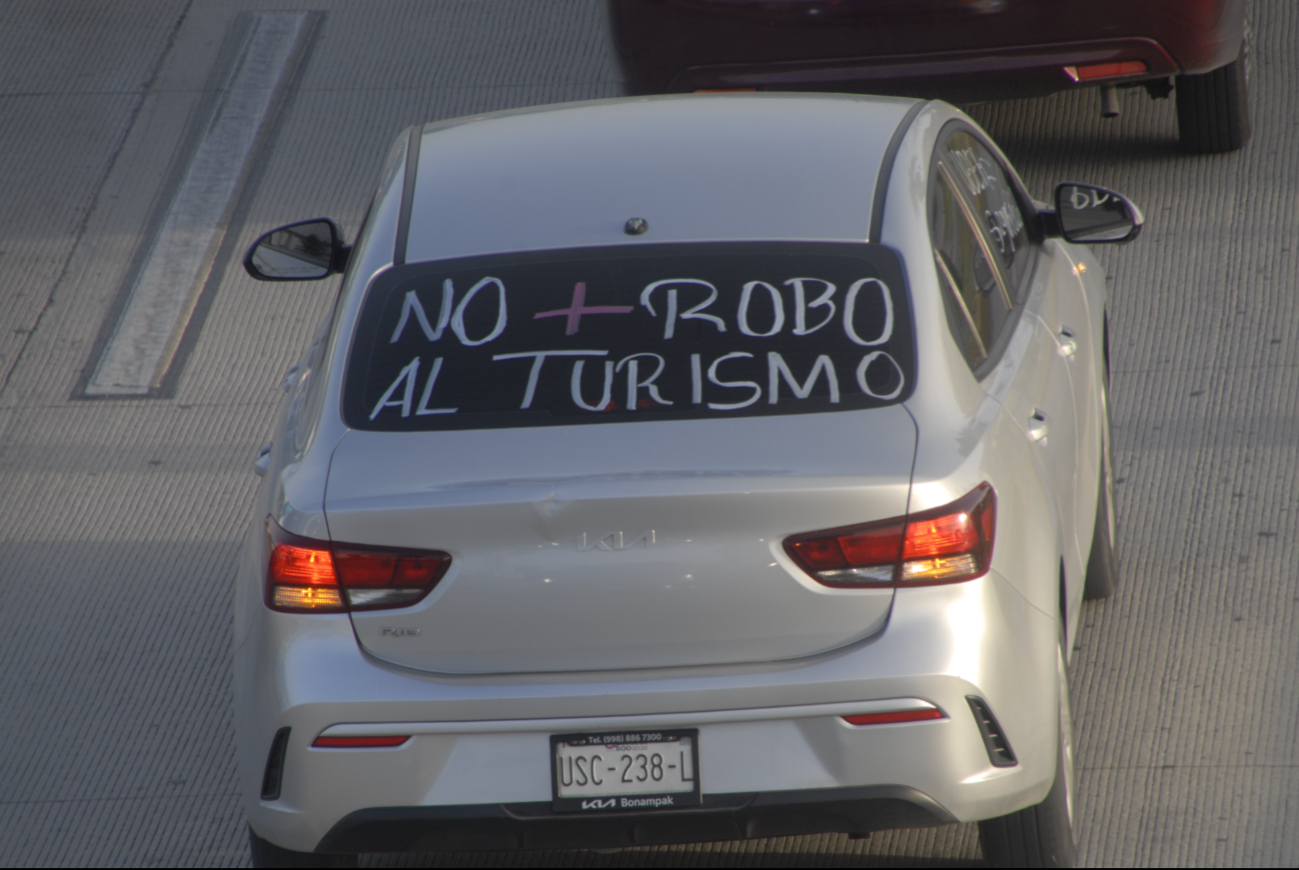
244, 219, 349, 281
1047, 183, 1143, 244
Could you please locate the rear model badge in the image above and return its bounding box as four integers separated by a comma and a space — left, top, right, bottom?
578, 530, 656, 551
380, 627, 421, 637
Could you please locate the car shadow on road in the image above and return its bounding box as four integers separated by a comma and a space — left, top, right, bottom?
359, 826, 985, 867
966, 90, 1189, 177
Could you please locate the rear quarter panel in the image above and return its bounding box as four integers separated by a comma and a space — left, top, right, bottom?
880, 102, 1063, 623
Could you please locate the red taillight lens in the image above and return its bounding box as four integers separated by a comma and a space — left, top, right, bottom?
903, 510, 979, 559
269, 543, 338, 586
784, 484, 995, 588
334, 551, 448, 589
787, 536, 849, 571
332, 551, 398, 587
841, 523, 907, 565
787, 521, 903, 586
334, 546, 451, 611
265, 519, 451, 613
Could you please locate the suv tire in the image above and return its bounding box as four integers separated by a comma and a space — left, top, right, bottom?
1176, 36, 1251, 153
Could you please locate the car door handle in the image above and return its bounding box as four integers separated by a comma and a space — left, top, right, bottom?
1028, 410, 1049, 444
1057, 327, 1077, 358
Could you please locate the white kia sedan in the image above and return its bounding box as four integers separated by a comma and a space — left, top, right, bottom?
234, 94, 1140, 868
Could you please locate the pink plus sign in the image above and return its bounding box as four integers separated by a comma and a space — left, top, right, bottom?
533, 282, 633, 335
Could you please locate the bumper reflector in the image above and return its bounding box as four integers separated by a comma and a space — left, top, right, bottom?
312, 735, 411, 748
1064, 61, 1148, 82
842, 708, 945, 727
967, 697, 1017, 767
260, 727, 291, 800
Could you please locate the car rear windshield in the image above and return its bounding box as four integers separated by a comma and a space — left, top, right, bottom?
343, 242, 915, 431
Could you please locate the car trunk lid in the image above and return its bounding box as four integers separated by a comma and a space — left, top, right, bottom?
326, 408, 915, 674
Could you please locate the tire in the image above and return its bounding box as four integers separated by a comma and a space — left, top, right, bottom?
978, 644, 1078, 868
1083, 423, 1119, 600
248, 826, 357, 869
1176, 32, 1251, 153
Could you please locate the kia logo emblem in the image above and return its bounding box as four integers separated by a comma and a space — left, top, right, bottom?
577, 531, 656, 551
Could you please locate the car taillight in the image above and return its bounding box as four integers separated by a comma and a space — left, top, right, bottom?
784, 483, 995, 588
265, 519, 451, 613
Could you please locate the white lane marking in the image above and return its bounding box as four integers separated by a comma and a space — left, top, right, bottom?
86, 12, 308, 397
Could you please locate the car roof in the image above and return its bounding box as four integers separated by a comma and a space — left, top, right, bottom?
402, 93, 921, 264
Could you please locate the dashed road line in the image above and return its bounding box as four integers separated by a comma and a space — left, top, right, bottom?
84, 12, 309, 397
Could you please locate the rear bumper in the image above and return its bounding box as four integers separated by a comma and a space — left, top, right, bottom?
315, 785, 953, 853
610, 0, 1247, 98
236, 569, 1061, 854
668, 39, 1182, 102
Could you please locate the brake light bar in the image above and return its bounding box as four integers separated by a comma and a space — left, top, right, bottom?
784, 483, 996, 588
312, 735, 410, 748
265, 519, 451, 613
1064, 61, 1148, 82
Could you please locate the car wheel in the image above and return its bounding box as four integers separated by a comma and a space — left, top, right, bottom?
1175, 27, 1251, 153
978, 642, 1078, 868
1083, 424, 1119, 600
248, 826, 357, 869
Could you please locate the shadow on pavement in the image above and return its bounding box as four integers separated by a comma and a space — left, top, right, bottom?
359, 827, 985, 867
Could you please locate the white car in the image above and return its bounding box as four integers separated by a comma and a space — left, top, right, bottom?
234, 94, 1140, 868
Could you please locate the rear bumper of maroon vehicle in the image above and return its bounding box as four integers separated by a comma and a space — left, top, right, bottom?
610, 0, 1246, 100
668, 38, 1182, 102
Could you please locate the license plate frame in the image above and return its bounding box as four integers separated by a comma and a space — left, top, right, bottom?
550, 729, 701, 813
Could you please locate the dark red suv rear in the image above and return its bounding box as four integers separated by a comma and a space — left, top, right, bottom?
608, 0, 1250, 152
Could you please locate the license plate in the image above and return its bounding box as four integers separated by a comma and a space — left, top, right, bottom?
551, 729, 700, 812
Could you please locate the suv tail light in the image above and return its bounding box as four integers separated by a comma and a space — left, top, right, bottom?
784, 483, 995, 588
265, 519, 451, 613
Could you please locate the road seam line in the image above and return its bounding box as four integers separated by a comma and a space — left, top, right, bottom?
0, 2, 195, 407
84, 12, 309, 397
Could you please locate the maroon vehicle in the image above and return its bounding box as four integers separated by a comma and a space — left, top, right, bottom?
608, 0, 1250, 153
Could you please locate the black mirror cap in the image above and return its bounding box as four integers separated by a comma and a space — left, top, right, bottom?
1045, 183, 1144, 245
243, 218, 348, 281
